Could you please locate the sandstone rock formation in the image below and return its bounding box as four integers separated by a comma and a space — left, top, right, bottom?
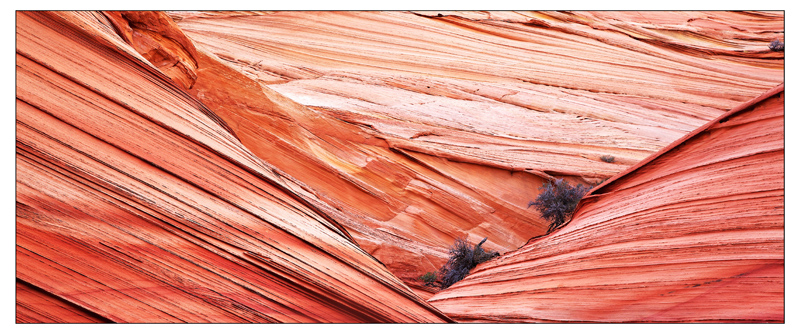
16, 10, 784, 323
16, 11, 450, 323
16, 280, 110, 323
167, 11, 783, 284
428, 84, 784, 322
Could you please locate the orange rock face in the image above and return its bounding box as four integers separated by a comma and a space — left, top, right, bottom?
428, 84, 784, 323
16, 11, 449, 323
103, 11, 200, 90
168, 11, 783, 283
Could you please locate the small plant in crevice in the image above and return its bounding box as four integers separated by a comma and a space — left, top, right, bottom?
600, 155, 615, 163
769, 39, 784, 52
419, 271, 438, 286
528, 179, 591, 233
593, 178, 610, 188
438, 237, 499, 289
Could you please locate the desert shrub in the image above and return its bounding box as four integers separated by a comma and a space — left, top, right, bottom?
600, 155, 615, 163
419, 271, 437, 286
593, 178, 609, 187
528, 179, 591, 233
769, 39, 784, 52
439, 237, 499, 289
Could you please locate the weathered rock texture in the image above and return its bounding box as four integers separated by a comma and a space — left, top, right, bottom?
167, 11, 784, 282
16, 11, 450, 323
16, 10, 784, 323
16, 280, 111, 323
428, 84, 784, 323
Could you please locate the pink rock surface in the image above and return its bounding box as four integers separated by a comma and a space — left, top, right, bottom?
16, 10, 784, 323
16, 11, 450, 323
168, 11, 783, 283
428, 84, 784, 323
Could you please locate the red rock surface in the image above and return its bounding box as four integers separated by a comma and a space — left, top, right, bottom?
168, 11, 783, 283
16, 280, 110, 323
428, 84, 784, 323
16, 11, 450, 323
103, 11, 200, 90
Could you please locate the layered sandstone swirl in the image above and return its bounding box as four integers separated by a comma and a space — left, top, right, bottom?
16, 11, 783, 323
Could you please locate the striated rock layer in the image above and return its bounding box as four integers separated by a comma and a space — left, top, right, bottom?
16, 10, 785, 322
16, 11, 450, 323
428, 84, 784, 323
16, 280, 110, 323
168, 11, 784, 282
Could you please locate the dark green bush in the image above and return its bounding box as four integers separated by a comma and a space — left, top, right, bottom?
419, 271, 437, 286
528, 179, 591, 233
439, 237, 499, 289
